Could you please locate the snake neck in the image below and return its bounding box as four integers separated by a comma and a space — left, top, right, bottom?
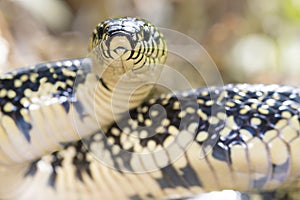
74, 65, 158, 135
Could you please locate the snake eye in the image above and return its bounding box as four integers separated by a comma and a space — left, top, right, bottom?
97, 24, 104, 35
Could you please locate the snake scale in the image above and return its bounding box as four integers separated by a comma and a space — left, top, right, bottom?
0, 17, 300, 200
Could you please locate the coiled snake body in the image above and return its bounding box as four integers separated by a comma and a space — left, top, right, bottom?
0, 17, 300, 200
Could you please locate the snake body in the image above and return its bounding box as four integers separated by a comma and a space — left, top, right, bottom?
0, 17, 300, 200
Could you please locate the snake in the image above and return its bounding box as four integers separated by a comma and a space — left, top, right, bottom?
0, 17, 300, 200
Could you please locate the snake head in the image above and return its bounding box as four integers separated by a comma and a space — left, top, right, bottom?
89, 17, 167, 74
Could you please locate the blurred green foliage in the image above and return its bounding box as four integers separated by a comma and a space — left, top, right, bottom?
284, 0, 300, 22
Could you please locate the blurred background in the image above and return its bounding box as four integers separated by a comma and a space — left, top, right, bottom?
0, 0, 300, 86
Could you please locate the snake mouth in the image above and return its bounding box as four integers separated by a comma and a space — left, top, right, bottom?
105, 34, 135, 61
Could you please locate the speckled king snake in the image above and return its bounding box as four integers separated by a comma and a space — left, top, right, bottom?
0, 17, 300, 200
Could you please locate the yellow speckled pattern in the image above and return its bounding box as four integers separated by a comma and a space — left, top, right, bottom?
11, 84, 300, 200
